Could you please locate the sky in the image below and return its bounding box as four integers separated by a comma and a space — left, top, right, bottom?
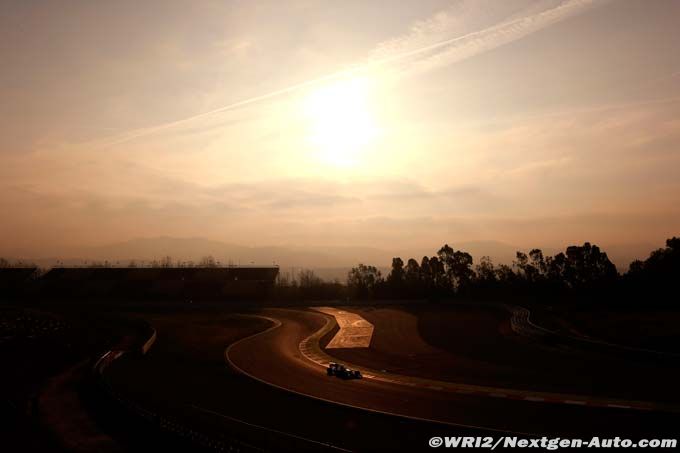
1, 0, 680, 265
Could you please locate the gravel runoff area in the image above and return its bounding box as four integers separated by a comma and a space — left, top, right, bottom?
313, 307, 374, 348
320, 304, 680, 404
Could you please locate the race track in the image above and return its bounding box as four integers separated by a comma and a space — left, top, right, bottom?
226, 307, 679, 437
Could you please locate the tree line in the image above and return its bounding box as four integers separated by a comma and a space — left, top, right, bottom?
3, 238, 678, 306
0, 256, 223, 269
278, 237, 679, 307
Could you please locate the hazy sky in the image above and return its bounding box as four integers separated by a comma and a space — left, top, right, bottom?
2, 0, 680, 260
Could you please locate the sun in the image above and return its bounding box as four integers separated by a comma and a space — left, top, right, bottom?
302, 76, 380, 168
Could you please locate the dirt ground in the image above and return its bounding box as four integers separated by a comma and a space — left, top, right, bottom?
533, 309, 680, 353
322, 304, 680, 402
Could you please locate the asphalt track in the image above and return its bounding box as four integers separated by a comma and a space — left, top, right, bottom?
226, 308, 679, 438
320, 305, 680, 403
106, 311, 498, 452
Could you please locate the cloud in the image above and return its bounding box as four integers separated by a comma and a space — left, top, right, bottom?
91, 0, 606, 147
379, 0, 604, 77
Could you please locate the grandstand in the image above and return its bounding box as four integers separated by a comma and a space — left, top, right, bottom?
38, 266, 279, 301
0, 268, 38, 302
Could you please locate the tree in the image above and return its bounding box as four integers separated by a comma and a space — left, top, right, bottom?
429, 256, 447, 293
546, 252, 567, 282
450, 250, 474, 291
298, 269, 323, 288
529, 249, 548, 276
347, 264, 382, 298
437, 244, 455, 291
475, 256, 497, 284
623, 237, 679, 306
632, 237, 680, 276
404, 258, 421, 295
515, 251, 536, 282
627, 259, 644, 274
157, 256, 174, 268
198, 256, 218, 268
437, 244, 474, 292
420, 256, 432, 289
386, 257, 405, 295
495, 263, 517, 285
563, 242, 617, 288
387, 257, 405, 284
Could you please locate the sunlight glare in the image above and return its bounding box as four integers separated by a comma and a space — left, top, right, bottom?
302, 76, 380, 168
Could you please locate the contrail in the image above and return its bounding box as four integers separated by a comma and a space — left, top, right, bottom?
97, 0, 602, 147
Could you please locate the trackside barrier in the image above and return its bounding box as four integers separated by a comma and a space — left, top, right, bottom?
92, 325, 264, 453
95, 321, 342, 452
505, 304, 680, 359
507, 305, 555, 338
140, 326, 156, 355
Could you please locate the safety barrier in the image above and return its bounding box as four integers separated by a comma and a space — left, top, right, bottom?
140, 326, 156, 355
507, 305, 555, 338
505, 304, 680, 359
92, 325, 264, 452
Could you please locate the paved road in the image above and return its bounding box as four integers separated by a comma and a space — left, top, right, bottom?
227, 308, 679, 437
323, 304, 680, 405
107, 311, 490, 451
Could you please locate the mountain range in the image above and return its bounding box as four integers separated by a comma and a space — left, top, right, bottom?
3, 236, 658, 281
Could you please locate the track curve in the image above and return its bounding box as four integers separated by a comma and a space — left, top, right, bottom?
226, 308, 678, 437
226, 311, 525, 435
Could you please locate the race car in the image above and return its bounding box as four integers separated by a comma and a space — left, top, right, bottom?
327, 362, 362, 379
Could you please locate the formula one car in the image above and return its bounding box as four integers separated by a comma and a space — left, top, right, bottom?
327, 362, 362, 379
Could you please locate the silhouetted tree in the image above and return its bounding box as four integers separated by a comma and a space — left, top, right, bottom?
437, 244, 456, 288
563, 242, 617, 289
495, 264, 517, 285
10, 237, 677, 306
628, 259, 644, 274
404, 258, 421, 296
198, 256, 218, 268
476, 256, 497, 285
529, 249, 548, 279
387, 257, 405, 284
622, 237, 680, 306
420, 256, 432, 290
424, 256, 447, 295
386, 257, 406, 295
347, 264, 382, 298
438, 244, 474, 293
273, 269, 346, 301
629, 237, 680, 277
450, 250, 474, 292
514, 250, 543, 282
298, 269, 323, 288
546, 252, 567, 283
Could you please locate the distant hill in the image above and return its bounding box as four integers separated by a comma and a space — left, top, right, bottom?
70, 237, 529, 268
67, 236, 339, 268
2, 236, 653, 280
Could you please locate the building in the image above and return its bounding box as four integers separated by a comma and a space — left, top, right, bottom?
38, 266, 279, 301
0, 268, 39, 302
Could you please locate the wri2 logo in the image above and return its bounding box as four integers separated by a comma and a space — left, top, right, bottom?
428, 437, 677, 450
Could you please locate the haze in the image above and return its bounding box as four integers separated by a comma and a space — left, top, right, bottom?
2, 0, 680, 267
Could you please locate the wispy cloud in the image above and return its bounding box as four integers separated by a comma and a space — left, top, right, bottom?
382, 0, 603, 76
93, 0, 605, 147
